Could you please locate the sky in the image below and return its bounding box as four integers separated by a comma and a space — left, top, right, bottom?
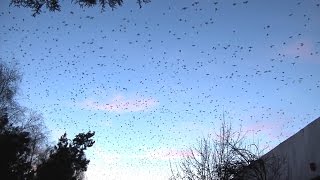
0, 0, 320, 179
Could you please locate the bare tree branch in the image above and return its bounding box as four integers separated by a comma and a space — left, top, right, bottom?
170, 117, 285, 180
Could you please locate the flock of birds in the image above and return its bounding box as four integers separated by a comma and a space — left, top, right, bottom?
1, 0, 320, 179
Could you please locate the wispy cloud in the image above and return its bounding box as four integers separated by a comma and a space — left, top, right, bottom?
79, 94, 158, 113
140, 148, 194, 161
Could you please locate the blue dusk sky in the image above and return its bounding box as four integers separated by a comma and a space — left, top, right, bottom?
0, 0, 320, 179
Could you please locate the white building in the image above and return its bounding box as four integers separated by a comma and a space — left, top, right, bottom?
262, 117, 320, 180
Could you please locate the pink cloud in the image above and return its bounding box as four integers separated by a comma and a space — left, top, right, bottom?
241, 119, 295, 151
281, 39, 319, 63
243, 121, 277, 134
80, 95, 158, 113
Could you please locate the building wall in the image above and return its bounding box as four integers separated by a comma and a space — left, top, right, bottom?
263, 117, 320, 180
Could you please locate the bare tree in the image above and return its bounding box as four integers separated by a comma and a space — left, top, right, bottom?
21, 111, 48, 167
169, 119, 275, 180
0, 61, 22, 116
0, 61, 48, 167
262, 152, 287, 180
170, 138, 216, 180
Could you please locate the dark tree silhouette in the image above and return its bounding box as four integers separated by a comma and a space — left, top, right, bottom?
36, 131, 95, 180
0, 61, 48, 168
0, 113, 34, 180
10, 0, 151, 16
0, 111, 95, 180
0, 62, 96, 179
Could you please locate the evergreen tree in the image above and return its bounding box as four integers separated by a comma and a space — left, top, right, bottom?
36, 131, 95, 180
